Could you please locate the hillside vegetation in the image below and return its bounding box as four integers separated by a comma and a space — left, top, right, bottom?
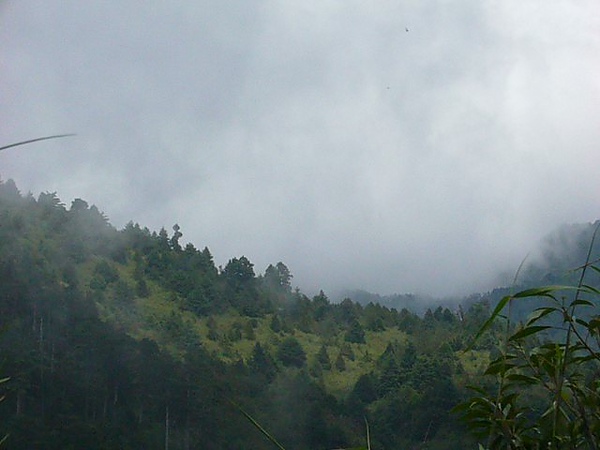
0, 177, 598, 449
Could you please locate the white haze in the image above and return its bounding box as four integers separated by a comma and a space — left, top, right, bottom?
1, 1, 599, 296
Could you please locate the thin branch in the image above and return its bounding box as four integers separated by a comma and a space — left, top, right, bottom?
0, 134, 76, 152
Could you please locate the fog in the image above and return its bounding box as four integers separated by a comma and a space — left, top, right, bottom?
1, 1, 599, 296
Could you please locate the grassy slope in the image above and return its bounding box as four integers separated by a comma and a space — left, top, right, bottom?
82, 256, 418, 398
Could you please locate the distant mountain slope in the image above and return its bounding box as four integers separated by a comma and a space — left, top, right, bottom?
519, 221, 600, 286
344, 220, 600, 319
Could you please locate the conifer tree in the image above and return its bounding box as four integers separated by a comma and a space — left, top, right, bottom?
316, 345, 331, 370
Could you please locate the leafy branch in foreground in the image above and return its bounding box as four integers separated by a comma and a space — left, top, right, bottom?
455, 224, 600, 449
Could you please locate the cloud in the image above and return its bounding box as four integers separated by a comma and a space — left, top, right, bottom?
1, 1, 599, 296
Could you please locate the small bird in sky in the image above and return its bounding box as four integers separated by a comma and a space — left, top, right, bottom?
405, 27, 409, 32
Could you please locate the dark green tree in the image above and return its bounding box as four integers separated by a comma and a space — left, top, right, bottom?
312, 290, 330, 321
316, 345, 331, 370
397, 308, 420, 333
400, 341, 417, 370
170, 223, 183, 251
270, 314, 282, 333
264, 262, 293, 293
276, 337, 306, 368
346, 372, 378, 416
248, 342, 277, 382
344, 319, 366, 344
223, 256, 255, 288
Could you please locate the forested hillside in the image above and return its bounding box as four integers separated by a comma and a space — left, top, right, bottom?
0, 177, 598, 449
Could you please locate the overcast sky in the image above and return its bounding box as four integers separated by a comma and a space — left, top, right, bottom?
1, 1, 599, 297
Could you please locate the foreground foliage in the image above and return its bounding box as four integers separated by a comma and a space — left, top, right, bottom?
456, 225, 600, 449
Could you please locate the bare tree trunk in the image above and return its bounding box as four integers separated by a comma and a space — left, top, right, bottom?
165, 405, 170, 450
103, 394, 108, 419
16, 391, 22, 416
39, 316, 43, 351
32, 304, 37, 333
184, 388, 191, 450
50, 342, 55, 374
113, 383, 119, 405
39, 316, 45, 422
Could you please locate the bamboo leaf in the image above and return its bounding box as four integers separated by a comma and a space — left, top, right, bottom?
513, 286, 561, 298
466, 295, 512, 350
570, 299, 595, 307
485, 361, 517, 375
465, 385, 490, 396
0, 134, 76, 152
589, 318, 600, 330
452, 402, 472, 413
505, 374, 540, 385
228, 400, 286, 450
512, 286, 569, 298
526, 307, 557, 326
509, 326, 551, 341
580, 285, 600, 295
468, 285, 579, 351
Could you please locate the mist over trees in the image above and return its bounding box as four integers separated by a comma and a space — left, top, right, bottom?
0, 177, 598, 449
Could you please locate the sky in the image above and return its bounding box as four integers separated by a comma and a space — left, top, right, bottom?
1, 1, 599, 297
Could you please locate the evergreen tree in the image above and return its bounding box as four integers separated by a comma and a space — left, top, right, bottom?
400, 341, 417, 370
264, 262, 293, 293
170, 223, 183, 251
344, 319, 366, 343
347, 372, 378, 415
316, 345, 331, 370
270, 314, 282, 333
249, 342, 277, 382
312, 290, 330, 321
276, 337, 306, 368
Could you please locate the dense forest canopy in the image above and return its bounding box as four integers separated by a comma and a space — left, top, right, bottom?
0, 177, 598, 449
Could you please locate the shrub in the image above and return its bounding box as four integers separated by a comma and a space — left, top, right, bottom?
455, 226, 600, 449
